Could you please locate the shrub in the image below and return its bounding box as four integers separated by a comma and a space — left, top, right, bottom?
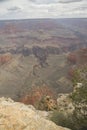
51, 111, 75, 130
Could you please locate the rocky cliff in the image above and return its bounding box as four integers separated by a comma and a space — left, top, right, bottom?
0, 97, 70, 130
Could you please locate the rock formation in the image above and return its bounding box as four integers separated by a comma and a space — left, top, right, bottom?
0, 97, 70, 130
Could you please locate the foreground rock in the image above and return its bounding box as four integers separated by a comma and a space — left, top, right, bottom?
0, 97, 70, 130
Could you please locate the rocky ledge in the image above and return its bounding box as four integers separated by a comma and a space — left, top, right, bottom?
0, 97, 70, 130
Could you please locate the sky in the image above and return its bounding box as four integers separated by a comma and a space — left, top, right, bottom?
0, 0, 87, 19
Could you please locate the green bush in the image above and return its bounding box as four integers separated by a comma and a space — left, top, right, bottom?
51, 110, 87, 130
50, 111, 75, 130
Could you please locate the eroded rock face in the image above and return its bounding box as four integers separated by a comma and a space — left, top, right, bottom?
0, 97, 70, 130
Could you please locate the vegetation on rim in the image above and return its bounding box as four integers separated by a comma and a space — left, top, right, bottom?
51, 66, 87, 130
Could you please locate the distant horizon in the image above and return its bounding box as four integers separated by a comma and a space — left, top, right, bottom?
0, 17, 87, 21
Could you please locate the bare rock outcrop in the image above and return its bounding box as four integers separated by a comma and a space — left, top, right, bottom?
0, 97, 70, 130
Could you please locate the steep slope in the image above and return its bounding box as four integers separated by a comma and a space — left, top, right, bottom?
0, 18, 86, 102
0, 53, 72, 100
